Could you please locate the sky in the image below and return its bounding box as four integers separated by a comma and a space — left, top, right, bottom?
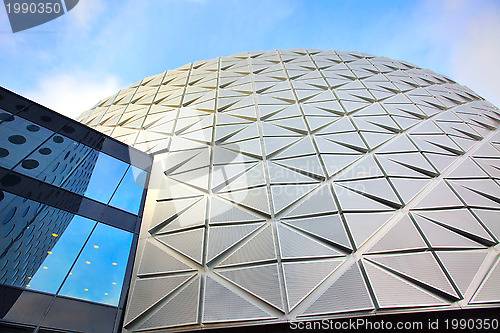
0, 0, 499, 119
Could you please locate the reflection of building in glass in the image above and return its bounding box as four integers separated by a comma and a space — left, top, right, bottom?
0, 133, 99, 289
79, 49, 500, 332
0, 86, 151, 332
1, 49, 500, 333
0, 196, 75, 288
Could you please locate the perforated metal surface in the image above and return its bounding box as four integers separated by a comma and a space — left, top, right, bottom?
78, 49, 500, 331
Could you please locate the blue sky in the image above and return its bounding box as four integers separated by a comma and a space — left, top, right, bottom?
0, 0, 499, 119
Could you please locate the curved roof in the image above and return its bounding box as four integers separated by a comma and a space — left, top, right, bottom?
78, 49, 500, 331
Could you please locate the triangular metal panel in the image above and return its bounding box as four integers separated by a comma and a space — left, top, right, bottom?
343, 211, 394, 248
413, 181, 463, 209
162, 149, 205, 176
136, 276, 200, 330
283, 214, 351, 250
322, 154, 362, 177
212, 163, 256, 190
316, 117, 356, 134
212, 145, 258, 165
447, 179, 500, 209
217, 263, 284, 311
302, 263, 374, 315
222, 137, 263, 158
379, 152, 437, 178
207, 223, 263, 262
268, 162, 318, 184
472, 209, 500, 241
376, 134, 418, 154
417, 209, 494, 244
412, 214, 485, 249
126, 273, 196, 326
223, 122, 260, 143
336, 177, 402, 209
157, 197, 207, 234
305, 116, 337, 132
318, 132, 368, 153
368, 252, 459, 299
218, 186, 271, 215
268, 116, 308, 134
149, 197, 201, 231
473, 142, 500, 158
411, 134, 463, 155
335, 155, 384, 180
283, 186, 337, 218
360, 131, 396, 150
389, 177, 432, 204
472, 157, 500, 178
263, 136, 301, 157
422, 152, 457, 173
209, 197, 265, 225
436, 250, 488, 295
277, 224, 343, 259
169, 136, 206, 152
273, 154, 325, 180
351, 115, 400, 133
268, 136, 315, 159
367, 214, 427, 254
219, 162, 267, 192
225, 106, 258, 121
155, 176, 203, 201
301, 104, 341, 117
203, 276, 274, 322
333, 184, 395, 212
266, 104, 302, 120
470, 258, 500, 304
315, 136, 365, 154
261, 121, 302, 137
169, 167, 209, 192
156, 228, 205, 264
218, 224, 276, 267
138, 240, 194, 275
283, 258, 344, 310
363, 260, 448, 308
271, 184, 318, 214
180, 127, 213, 144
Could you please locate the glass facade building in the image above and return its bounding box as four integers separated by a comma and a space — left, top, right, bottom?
0, 87, 152, 332
1, 49, 500, 332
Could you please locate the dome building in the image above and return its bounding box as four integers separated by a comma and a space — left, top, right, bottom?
78, 49, 500, 332
1, 49, 498, 333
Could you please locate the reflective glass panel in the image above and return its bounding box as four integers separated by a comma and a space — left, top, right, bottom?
59, 223, 133, 306
108, 166, 147, 214
27, 216, 96, 293
0, 195, 45, 286
60, 150, 100, 198
0, 112, 53, 170
12, 134, 74, 181
64, 152, 129, 204
0, 189, 17, 217
0, 194, 86, 289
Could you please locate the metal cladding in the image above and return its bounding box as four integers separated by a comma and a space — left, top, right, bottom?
78, 49, 500, 331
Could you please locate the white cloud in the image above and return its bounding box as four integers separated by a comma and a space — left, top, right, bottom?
67, 0, 105, 29
449, 9, 500, 107
24, 71, 125, 119
412, 0, 500, 107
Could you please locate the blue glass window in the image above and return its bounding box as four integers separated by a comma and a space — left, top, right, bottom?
67, 152, 129, 204
27, 215, 96, 293
109, 166, 147, 214
0, 189, 135, 306
58, 223, 133, 306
